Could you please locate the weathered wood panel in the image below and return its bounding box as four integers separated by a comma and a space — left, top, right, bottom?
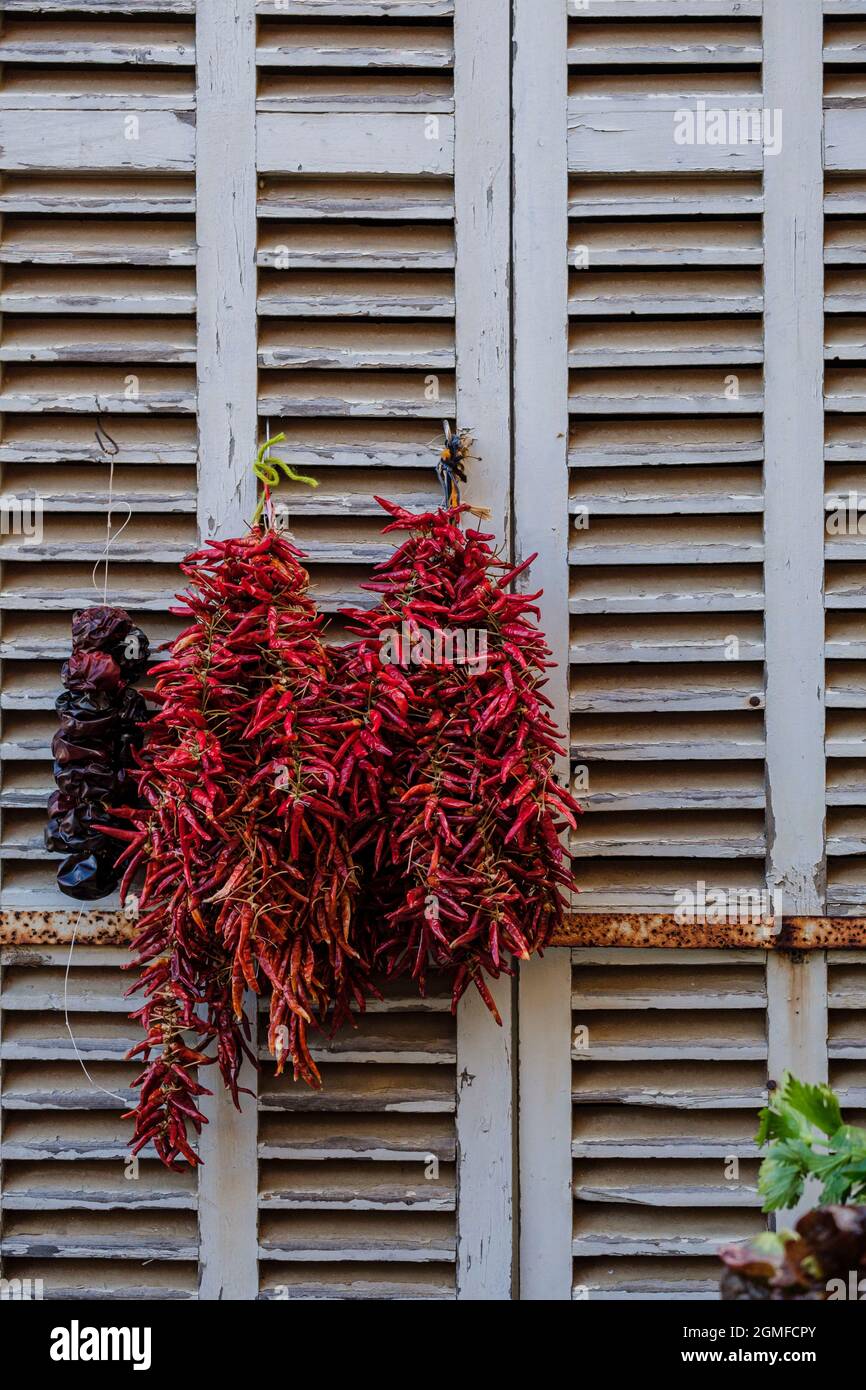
194, 0, 259, 1301
569, 108, 764, 176
571, 950, 769, 1299
766, 952, 829, 1222
569, 1, 760, 12
0, 111, 195, 172
196, 0, 258, 539
4, 1, 196, 11
452, 0, 513, 1302
254, 1, 454, 12
826, 110, 866, 173
513, 0, 573, 1304
257, 113, 454, 175
763, 0, 826, 916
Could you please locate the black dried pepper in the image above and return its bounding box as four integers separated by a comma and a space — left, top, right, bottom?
46, 606, 151, 901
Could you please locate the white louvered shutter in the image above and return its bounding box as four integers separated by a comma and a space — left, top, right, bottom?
0, 0, 197, 914
257, 977, 457, 1300
828, 950, 866, 1120
0, 0, 513, 1302
825, 4, 866, 913
2, 0, 855, 1307
0, 944, 199, 1299
571, 949, 768, 1301
0, 0, 199, 1300
564, 2, 767, 913
516, 5, 770, 1300
253, 0, 458, 620
514, 0, 853, 1303
244, 0, 510, 1300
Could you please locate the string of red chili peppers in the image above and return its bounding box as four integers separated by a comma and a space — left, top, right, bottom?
109, 440, 373, 1169
336, 429, 580, 1021
112, 428, 577, 1169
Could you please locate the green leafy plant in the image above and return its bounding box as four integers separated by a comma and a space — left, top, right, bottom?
757, 1072, 866, 1211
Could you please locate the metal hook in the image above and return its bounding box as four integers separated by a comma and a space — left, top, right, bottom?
94, 411, 119, 458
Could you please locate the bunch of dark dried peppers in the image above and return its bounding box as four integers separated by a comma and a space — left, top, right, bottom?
105, 528, 370, 1169
336, 498, 580, 1021
45, 606, 150, 900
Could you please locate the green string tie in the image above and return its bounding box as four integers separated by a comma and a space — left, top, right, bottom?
252, 432, 318, 525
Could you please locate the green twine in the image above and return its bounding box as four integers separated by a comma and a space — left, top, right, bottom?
252, 432, 318, 526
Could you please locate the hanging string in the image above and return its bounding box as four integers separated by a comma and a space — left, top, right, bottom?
63, 908, 130, 1106
251, 429, 318, 527
91, 413, 132, 605
94, 415, 118, 459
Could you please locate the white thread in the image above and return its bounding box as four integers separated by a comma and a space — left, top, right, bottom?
91, 451, 133, 604
64, 908, 130, 1106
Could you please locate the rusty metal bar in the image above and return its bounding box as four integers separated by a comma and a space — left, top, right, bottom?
5, 909, 866, 951
0, 911, 133, 946
550, 914, 866, 950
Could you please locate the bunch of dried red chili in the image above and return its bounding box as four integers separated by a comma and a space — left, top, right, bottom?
107, 528, 370, 1169
45, 606, 150, 900
95, 480, 576, 1170
336, 498, 580, 1021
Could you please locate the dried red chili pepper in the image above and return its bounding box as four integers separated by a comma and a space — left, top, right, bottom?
337, 497, 580, 1020
118, 527, 372, 1170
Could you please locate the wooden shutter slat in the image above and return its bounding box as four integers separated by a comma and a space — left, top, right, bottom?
257, 113, 454, 175
568, 20, 762, 64
0, 19, 195, 65
258, 175, 453, 219
258, 75, 453, 113
0, 111, 195, 173
3, 1, 196, 12
254, 1, 455, 14
0, 173, 196, 216
571, 173, 763, 218
570, 2, 762, 14
256, 22, 454, 67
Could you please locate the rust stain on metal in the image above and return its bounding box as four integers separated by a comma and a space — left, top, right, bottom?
551, 913, 866, 950
0, 910, 134, 946
3, 911, 866, 951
